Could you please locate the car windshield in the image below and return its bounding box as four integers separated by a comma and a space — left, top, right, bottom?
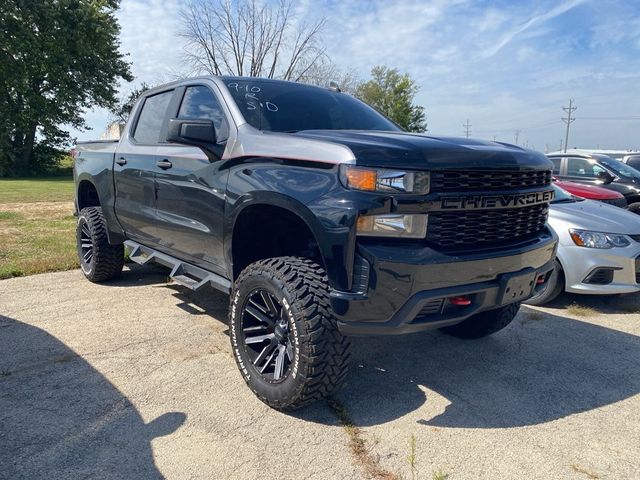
223, 78, 401, 133
551, 184, 582, 204
599, 156, 640, 179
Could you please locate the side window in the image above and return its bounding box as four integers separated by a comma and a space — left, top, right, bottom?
549, 157, 561, 174
133, 90, 174, 144
567, 158, 601, 178
178, 86, 229, 141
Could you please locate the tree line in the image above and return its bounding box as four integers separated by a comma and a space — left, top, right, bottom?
0, 0, 426, 177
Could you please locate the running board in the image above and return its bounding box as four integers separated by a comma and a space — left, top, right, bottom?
124, 240, 231, 293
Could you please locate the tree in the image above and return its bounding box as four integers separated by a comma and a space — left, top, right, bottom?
356, 66, 427, 133
180, 0, 326, 82
111, 82, 153, 124
0, 0, 131, 176
296, 57, 361, 95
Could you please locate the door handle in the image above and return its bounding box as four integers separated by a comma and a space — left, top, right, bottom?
115, 157, 127, 166
156, 159, 172, 170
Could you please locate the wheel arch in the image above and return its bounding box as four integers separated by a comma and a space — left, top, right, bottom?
227, 193, 339, 286
77, 179, 101, 211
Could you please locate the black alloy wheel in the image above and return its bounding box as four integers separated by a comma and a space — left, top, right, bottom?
241, 289, 295, 382
78, 219, 94, 269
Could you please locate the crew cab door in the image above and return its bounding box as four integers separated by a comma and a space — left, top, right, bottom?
113, 89, 175, 246
153, 84, 231, 273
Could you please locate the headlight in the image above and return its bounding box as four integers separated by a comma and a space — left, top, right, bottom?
357, 214, 428, 238
340, 166, 430, 194
569, 229, 630, 249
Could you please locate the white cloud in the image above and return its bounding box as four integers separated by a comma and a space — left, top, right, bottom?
481, 0, 587, 58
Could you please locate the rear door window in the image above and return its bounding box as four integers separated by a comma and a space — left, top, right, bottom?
178, 86, 229, 141
133, 90, 174, 144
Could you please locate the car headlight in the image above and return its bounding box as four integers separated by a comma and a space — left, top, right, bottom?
569, 229, 630, 249
357, 214, 428, 238
340, 166, 430, 194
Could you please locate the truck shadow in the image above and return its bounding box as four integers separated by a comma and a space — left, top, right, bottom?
114, 272, 640, 430
0, 315, 186, 479
334, 307, 640, 428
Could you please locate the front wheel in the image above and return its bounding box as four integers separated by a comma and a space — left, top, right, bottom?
229, 257, 351, 410
439, 303, 520, 339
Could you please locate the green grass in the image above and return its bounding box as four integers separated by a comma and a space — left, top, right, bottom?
0, 178, 77, 279
0, 177, 74, 203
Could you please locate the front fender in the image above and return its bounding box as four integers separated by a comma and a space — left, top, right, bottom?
224, 161, 362, 291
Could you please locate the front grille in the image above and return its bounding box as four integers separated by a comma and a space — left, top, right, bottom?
630, 235, 640, 243
427, 204, 549, 248
430, 170, 552, 192
600, 197, 628, 209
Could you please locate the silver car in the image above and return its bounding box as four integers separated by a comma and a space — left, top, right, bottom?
527, 185, 640, 305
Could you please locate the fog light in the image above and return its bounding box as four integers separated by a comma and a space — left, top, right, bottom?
356, 214, 427, 239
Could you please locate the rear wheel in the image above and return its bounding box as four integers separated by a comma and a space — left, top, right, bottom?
77, 207, 124, 282
439, 303, 520, 339
229, 257, 350, 410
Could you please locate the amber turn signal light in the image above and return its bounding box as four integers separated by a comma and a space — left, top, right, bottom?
345, 168, 377, 191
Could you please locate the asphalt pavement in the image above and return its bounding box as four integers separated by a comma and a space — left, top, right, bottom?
1, 265, 639, 479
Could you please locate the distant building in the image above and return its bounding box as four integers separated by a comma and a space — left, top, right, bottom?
100, 122, 124, 140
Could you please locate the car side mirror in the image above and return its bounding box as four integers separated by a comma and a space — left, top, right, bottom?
167, 118, 217, 151
597, 170, 614, 184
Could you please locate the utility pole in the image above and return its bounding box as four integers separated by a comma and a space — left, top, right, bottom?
562, 99, 577, 153
463, 119, 472, 138
560, 139, 563, 151
514, 130, 521, 145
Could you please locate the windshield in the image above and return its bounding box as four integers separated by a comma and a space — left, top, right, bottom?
223, 79, 401, 133
599, 156, 640, 179
551, 184, 581, 203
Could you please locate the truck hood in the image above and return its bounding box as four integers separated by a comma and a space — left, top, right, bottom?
549, 199, 640, 234
294, 130, 553, 171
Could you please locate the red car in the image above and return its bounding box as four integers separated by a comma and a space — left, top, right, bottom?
553, 178, 627, 208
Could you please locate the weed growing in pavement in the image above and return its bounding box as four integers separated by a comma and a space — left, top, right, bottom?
407, 434, 418, 480
432, 470, 449, 480
566, 303, 597, 318
327, 397, 400, 480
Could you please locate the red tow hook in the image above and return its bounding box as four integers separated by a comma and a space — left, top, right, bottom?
449, 296, 472, 306
536, 274, 546, 285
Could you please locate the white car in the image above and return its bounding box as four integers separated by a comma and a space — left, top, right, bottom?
527, 185, 640, 305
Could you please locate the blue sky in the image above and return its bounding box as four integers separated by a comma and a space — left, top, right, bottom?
76, 0, 640, 151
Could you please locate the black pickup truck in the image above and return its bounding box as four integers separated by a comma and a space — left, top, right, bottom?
74, 76, 557, 409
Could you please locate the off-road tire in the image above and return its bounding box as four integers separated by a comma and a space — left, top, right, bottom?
439, 302, 520, 339
524, 260, 564, 306
229, 257, 351, 410
77, 207, 124, 282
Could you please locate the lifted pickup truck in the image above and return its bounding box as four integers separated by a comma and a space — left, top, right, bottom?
74, 76, 557, 409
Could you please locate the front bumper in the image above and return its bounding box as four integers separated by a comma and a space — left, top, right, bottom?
331, 231, 557, 335
560, 243, 640, 295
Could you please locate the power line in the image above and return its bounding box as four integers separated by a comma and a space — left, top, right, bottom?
463, 119, 472, 138
562, 99, 577, 153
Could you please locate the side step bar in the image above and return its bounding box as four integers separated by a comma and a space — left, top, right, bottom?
124, 240, 231, 293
